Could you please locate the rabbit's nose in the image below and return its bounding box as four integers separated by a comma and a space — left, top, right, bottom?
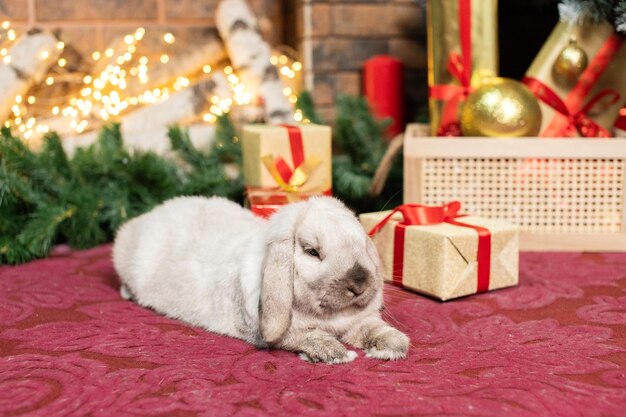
344, 263, 369, 295
347, 282, 366, 296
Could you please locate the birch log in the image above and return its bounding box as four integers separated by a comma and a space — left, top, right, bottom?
122, 73, 230, 132
62, 123, 216, 158
125, 30, 228, 96
0, 29, 61, 120
91, 36, 134, 76
216, 0, 293, 123
61, 74, 229, 155
27, 36, 135, 143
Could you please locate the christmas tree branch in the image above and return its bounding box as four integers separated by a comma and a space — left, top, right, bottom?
0, 113, 243, 265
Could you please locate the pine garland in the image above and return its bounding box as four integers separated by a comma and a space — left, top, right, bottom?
616, 1, 626, 31
0, 116, 242, 264
295, 91, 323, 125
559, 0, 626, 32
2, 93, 402, 264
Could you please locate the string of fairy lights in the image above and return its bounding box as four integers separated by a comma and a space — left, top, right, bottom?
0, 21, 305, 143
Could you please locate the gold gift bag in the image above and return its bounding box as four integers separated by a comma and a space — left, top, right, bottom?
242, 124, 332, 193
427, 0, 499, 136
524, 20, 626, 137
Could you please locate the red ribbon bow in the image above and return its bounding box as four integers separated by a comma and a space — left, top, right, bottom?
523, 76, 620, 138
429, 0, 473, 133
272, 124, 306, 183
369, 201, 492, 293
368, 201, 462, 235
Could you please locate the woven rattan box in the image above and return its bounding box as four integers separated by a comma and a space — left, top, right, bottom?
403, 124, 626, 251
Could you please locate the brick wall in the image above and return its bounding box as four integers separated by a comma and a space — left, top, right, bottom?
295, 0, 427, 123
0, 0, 427, 123
0, 0, 283, 59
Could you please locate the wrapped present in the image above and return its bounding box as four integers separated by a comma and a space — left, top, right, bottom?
242, 123, 332, 193
427, 0, 499, 136
246, 190, 293, 218
245, 188, 331, 218
524, 20, 626, 137
360, 202, 519, 301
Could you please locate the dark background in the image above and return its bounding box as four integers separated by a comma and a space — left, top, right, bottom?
498, 0, 560, 79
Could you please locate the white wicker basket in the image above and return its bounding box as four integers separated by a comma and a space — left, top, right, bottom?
404, 124, 626, 251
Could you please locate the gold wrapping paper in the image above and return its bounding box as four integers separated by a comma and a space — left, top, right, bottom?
526, 21, 626, 136
427, 0, 499, 135
242, 124, 332, 191
360, 212, 519, 301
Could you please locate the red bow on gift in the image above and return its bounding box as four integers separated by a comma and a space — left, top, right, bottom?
261, 124, 322, 193
368, 201, 462, 235
523, 76, 620, 138
429, 0, 474, 135
368, 202, 492, 293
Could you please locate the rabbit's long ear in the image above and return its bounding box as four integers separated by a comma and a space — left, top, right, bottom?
259, 204, 301, 345
260, 238, 294, 344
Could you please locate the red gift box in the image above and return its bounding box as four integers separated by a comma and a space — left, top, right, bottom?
246, 188, 332, 219
247, 192, 291, 218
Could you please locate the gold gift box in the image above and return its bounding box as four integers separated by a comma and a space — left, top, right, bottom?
427, 0, 499, 135
360, 211, 519, 301
526, 20, 626, 136
242, 124, 332, 192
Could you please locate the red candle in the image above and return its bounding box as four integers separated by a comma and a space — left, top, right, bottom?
363, 55, 405, 138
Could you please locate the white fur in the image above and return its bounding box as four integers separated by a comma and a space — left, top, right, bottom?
113, 196, 409, 362
113, 196, 267, 344
299, 350, 358, 364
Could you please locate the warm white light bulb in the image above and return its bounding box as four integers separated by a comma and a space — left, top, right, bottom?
163, 33, 175, 44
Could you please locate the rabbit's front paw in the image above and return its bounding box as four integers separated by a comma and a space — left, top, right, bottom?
299, 334, 357, 364
365, 327, 409, 360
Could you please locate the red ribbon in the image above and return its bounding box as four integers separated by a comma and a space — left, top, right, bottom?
531, 31, 623, 137
246, 187, 333, 219
523, 76, 620, 138
428, 0, 473, 132
272, 124, 305, 183
368, 202, 492, 293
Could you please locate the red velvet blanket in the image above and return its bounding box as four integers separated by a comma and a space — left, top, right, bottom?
1, 245, 625, 417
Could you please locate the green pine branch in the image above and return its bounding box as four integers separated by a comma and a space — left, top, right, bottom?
0, 113, 243, 265
332, 158, 373, 201
559, 0, 626, 30
17, 204, 74, 258
335, 95, 388, 174
168, 125, 209, 168
296, 91, 323, 124
331, 94, 402, 212
616, 1, 626, 31
168, 115, 243, 200
210, 113, 242, 165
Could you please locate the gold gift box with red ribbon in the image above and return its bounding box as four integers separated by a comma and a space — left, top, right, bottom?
242, 123, 332, 193
524, 20, 626, 137
360, 202, 519, 301
427, 0, 498, 136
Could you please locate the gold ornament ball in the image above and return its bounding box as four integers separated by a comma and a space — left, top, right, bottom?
552, 37, 588, 87
460, 78, 542, 137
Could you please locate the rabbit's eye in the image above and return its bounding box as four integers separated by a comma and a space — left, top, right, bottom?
305, 248, 320, 259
